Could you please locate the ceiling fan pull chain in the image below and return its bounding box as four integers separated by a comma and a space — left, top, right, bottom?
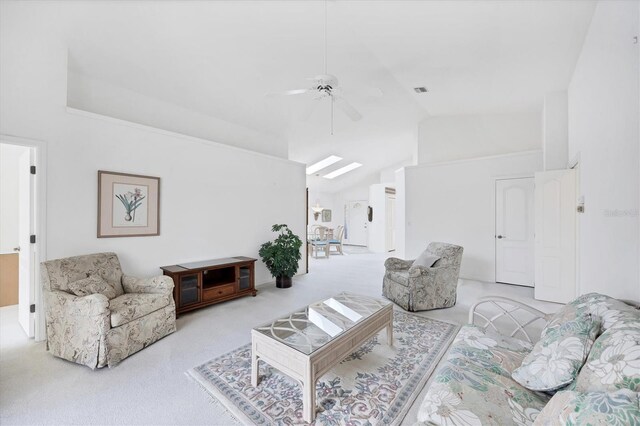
331, 95, 334, 135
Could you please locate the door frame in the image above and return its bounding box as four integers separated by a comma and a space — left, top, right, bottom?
492, 173, 535, 284
1, 134, 47, 342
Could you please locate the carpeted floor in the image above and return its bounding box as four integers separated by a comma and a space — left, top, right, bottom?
0, 248, 560, 425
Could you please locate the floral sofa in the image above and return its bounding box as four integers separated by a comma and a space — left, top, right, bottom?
41, 252, 176, 369
417, 293, 640, 425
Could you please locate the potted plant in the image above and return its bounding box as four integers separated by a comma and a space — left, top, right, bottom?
259, 224, 303, 288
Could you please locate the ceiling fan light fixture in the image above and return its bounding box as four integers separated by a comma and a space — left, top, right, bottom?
323, 162, 363, 179
306, 155, 343, 175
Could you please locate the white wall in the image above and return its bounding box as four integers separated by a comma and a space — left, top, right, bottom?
0, 144, 30, 254
568, 1, 640, 301
1, 9, 306, 285
418, 112, 542, 164
542, 91, 569, 171
68, 72, 288, 159
402, 151, 543, 282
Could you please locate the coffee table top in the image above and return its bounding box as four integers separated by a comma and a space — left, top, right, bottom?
253, 292, 391, 355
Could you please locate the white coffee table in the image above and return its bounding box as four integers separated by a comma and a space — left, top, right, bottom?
251, 292, 393, 422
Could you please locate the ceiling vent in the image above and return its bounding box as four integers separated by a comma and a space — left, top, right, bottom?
413, 87, 428, 93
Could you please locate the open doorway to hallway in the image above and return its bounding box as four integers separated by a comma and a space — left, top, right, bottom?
0, 138, 45, 341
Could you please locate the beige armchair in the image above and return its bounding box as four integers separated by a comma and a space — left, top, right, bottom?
382, 242, 463, 311
41, 252, 176, 369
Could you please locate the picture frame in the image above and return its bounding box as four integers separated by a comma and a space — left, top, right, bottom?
321, 209, 332, 222
98, 170, 160, 238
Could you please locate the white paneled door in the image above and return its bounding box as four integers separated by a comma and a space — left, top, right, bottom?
345, 200, 368, 246
534, 170, 576, 303
495, 177, 535, 286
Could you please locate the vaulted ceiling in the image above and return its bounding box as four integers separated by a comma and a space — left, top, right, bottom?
56, 1, 595, 192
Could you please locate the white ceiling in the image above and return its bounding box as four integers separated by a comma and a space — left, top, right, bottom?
52, 1, 595, 192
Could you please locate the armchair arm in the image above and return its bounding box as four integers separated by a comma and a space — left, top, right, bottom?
468, 296, 552, 344
44, 290, 110, 369
122, 274, 174, 294
384, 257, 414, 271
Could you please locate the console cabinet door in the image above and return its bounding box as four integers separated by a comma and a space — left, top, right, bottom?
238, 264, 253, 291
179, 273, 200, 307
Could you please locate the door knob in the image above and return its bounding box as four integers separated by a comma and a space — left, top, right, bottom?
496, 235, 505, 239
13, 247, 20, 252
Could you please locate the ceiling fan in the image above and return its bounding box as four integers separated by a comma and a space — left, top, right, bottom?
266, 1, 380, 133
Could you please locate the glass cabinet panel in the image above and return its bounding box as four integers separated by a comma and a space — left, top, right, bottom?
239, 266, 251, 291
179, 274, 199, 307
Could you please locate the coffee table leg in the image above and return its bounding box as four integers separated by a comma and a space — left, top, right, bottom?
387, 319, 393, 346
303, 367, 316, 422
251, 342, 259, 387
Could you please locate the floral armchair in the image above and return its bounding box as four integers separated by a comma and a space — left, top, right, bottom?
41, 252, 176, 369
382, 242, 463, 311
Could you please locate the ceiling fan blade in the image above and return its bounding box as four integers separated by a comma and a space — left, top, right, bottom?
333, 96, 363, 121
265, 88, 315, 97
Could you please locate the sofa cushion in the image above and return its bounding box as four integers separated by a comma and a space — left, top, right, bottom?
418, 325, 550, 425
110, 293, 171, 327
532, 389, 639, 426
574, 324, 640, 393
68, 275, 118, 300
544, 293, 637, 336
512, 313, 600, 392
386, 270, 409, 287
411, 250, 440, 269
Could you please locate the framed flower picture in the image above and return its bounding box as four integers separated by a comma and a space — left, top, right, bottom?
98, 171, 160, 237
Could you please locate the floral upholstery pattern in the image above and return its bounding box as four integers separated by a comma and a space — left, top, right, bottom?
574, 324, 640, 393
41, 252, 176, 369
512, 314, 601, 392
545, 293, 637, 333
67, 275, 118, 300
533, 389, 640, 426
418, 325, 550, 425
383, 242, 463, 312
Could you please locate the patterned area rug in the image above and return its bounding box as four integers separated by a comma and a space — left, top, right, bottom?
187, 311, 458, 425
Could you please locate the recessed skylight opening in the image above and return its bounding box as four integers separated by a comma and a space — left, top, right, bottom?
413, 87, 428, 93
306, 155, 342, 175
323, 162, 363, 179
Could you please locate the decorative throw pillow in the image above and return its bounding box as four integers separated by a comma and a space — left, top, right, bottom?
541, 293, 636, 338
512, 313, 601, 392
532, 389, 640, 426
68, 275, 117, 300
574, 325, 640, 393
411, 251, 440, 269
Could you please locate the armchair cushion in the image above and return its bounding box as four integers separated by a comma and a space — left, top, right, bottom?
110, 293, 173, 328
411, 251, 440, 269
68, 275, 118, 300
512, 313, 601, 392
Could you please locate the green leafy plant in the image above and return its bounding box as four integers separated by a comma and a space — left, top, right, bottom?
259, 224, 303, 279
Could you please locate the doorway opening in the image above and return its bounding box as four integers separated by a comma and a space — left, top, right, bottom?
0, 136, 46, 341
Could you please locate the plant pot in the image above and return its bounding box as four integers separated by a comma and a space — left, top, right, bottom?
276, 276, 292, 289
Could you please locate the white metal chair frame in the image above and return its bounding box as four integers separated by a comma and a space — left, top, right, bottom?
468, 296, 552, 344
309, 226, 330, 258
328, 225, 344, 255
